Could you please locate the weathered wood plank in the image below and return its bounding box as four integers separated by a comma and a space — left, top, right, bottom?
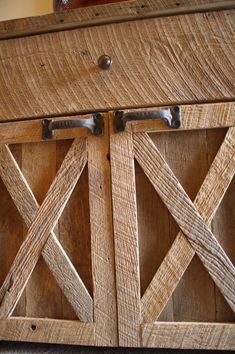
0, 143, 93, 322
0, 11, 234, 121
130, 102, 235, 133
88, 114, 118, 346
0, 145, 25, 317
207, 129, 235, 322
0, 103, 234, 145
110, 119, 141, 346
142, 323, 235, 349
148, 129, 215, 322
134, 131, 235, 314
56, 141, 93, 320
0, 0, 230, 39
0, 116, 93, 144
135, 159, 174, 321
141, 128, 235, 322
0, 318, 95, 345
21, 141, 62, 319
0, 138, 87, 318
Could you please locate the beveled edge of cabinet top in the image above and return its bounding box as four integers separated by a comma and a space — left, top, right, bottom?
0, 0, 234, 40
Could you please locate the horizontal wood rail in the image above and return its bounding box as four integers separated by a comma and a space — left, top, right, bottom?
0, 1, 234, 39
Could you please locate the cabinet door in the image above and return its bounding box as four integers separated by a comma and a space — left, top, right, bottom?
0, 114, 117, 346
110, 103, 235, 350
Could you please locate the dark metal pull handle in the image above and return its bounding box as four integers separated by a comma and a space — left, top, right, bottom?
42, 113, 104, 139
114, 106, 181, 133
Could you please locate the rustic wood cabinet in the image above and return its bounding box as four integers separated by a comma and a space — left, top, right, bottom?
0, 0, 234, 350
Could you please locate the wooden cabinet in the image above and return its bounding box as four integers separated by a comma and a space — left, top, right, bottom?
110, 103, 235, 348
0, 0, 234, 350
0, 114, 117, 346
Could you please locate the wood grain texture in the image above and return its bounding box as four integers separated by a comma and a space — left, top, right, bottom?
56, 142, 93, 320
0, 145, 25, 317
141, 128, 235, 322
134, 132, 235, 315
0, 138, 87, 318
142, 322, 235, 349
0, 143, 93, 322
130, 102, 235, 133
135, 160, 174, 321
0, 0, 229, 39
88, 114, 117, 346
0, 10, 234, 121
141, 129, 214, 323
0, 103, 234, 146
207, 129, 235, 322
110, 120, 141, 347
0, 115, 93, 144
21, 141, 63, 319
0, 318, 94, 345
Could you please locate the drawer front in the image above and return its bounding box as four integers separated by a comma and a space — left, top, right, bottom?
0, 9, 234, 121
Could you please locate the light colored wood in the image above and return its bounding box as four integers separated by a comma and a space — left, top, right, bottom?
130, 102, 235, 133
134, 131, 235, 314
141, 129, 215, 322
0, 116, 92, 144
0, 145, 25, 317
0, 138, 87, 318
21, 141, 62, 319
0, 10, 234, 121
56, 141, 93, 320
88, 115, 118, 346
135, 160, 174, 321
0, 318, 95, 345
110, 119, 141, 347
0, 103, 234, 145
142, 322, 235, 349
207, 129, 235, 322
0, 0, 230, 39
0, 143, 93, 322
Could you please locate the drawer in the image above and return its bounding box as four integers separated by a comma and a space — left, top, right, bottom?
0, 9, 234, 121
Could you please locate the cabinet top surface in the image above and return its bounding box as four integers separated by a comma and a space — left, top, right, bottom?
0, 0, 234, 40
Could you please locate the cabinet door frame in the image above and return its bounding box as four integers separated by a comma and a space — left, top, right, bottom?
0, 113, 118, 347
109, 103, 235, 350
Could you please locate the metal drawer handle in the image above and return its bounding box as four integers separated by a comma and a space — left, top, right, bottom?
114, 106, 181, 133
42, 113, 104, 139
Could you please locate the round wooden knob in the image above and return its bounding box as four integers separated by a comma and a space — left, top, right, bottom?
98, 55, 112, 70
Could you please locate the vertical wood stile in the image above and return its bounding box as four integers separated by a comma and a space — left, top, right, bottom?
88, 114, 118, 346
109, 114, 141, 347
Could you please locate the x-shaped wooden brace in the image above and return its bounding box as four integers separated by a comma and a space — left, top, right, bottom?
133, 128, 235, 323
0, 138, 93, 322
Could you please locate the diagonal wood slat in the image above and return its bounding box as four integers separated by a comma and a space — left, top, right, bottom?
0, 143, 93, 322
0, 137, 87, 318
140, 127, 235, 322
134, 131, 235, 314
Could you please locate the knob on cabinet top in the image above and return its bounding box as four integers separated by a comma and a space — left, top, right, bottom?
98, 55, 112, 70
